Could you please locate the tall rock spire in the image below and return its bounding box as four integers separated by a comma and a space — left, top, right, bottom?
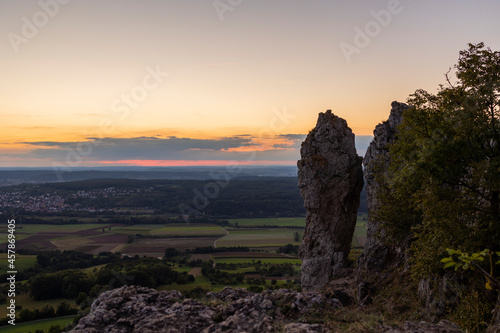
357, 101, 409, 273
298, 109, 364, 291
355, 101, 410, 305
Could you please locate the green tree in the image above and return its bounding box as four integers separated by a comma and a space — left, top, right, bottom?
48, 324, 63, 333
164, 247, 179, 259
375, 43, 500, 278
56, 300, 76, 316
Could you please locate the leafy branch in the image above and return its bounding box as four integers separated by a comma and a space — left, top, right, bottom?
441, 249, 500, 290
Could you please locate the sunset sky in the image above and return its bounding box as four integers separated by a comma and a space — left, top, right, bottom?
1, 0, 500, 167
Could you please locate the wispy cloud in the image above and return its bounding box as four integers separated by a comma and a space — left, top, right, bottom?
277, 134, 307, 140
13, 136, 262, 163
271, 134, 307, 149
20, 136, 253, 151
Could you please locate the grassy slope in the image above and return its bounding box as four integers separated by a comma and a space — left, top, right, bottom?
0, 316, 76, 333
0, 254, 36, 272
0, 295, 76, 318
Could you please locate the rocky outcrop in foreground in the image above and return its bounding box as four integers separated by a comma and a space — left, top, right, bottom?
298, 110, 364, 291
70, 285, 341, 333
71, 285, 464, 333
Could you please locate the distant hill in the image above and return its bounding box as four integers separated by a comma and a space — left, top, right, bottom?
0, 166, 298, 187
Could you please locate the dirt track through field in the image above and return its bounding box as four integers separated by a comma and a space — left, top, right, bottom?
213, 228, 229, 248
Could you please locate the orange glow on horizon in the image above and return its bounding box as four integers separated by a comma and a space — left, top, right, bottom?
96, 160, 296, 167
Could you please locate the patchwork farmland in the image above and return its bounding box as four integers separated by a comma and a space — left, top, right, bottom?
0, 215, 367, 257
0, 215, 367, 329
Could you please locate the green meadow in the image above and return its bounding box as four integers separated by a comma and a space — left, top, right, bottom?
228, 217, 305, 227
215, 228, 302, 248
0, 316, 76, 333
0, 254, 36, 272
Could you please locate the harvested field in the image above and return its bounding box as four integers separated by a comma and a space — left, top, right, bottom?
121, 237, 217, 256
188, 267, 203, 277
9, 225, 129, 254
51, 237, 94, 248
17, 234, 59, 251
72, 244, 101, 253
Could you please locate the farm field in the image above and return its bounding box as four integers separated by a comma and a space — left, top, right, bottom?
0, 254, 36, 272
219, 266, 255, 274
0, 214, 366, 257
114, 223, 225, 237
0, 224, 113, 243
120, 236, 217, 256
0, 176, 368, 331
215, 228, 302, 248
228, 217, 305, 227
0, 294, 76, 318
225, 215, 367, 248
213, 257, 301, 265
0, 315, 76, 333
0, 223, 126, 254
212, 251, 301, 265
0, 215, 369, 329
228, 214, 367, 228
211, 252, 297, 259
0, 223, 224, 257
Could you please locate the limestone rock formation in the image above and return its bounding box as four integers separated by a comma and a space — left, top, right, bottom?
70, 285, 342, 333
297, 110, 364, 291
354, 101, 409, 304
357, 101, 409, 272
